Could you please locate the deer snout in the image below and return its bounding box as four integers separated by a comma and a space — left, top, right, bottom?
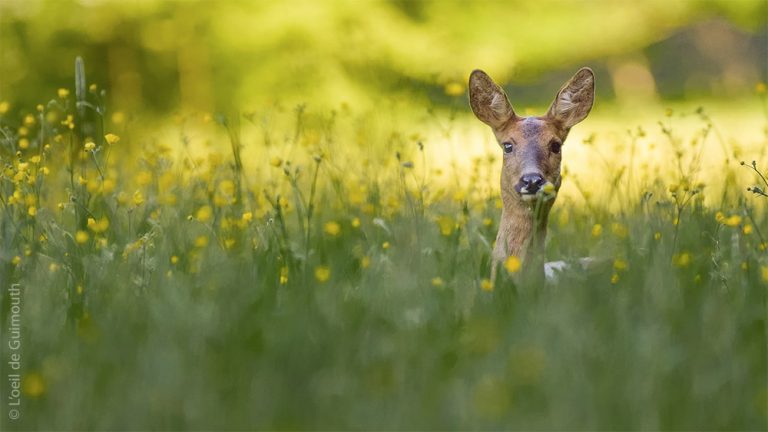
515, 173, 545, 195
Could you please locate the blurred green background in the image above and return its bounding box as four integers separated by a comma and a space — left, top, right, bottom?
1, 1, 768, 430
1, 0, 766, 114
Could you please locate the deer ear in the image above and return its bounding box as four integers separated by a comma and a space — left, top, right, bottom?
468, 70, 516, 129
547, 67, 594, 128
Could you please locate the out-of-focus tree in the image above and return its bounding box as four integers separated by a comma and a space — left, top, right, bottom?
0, 0, 764, 112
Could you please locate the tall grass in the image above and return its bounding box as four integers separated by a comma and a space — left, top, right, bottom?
0, 63, 766, 430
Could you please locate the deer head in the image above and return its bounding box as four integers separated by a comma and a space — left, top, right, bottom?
469, 68, 594, 269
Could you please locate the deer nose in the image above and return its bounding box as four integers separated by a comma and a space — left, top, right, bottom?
518, 173, 545, 194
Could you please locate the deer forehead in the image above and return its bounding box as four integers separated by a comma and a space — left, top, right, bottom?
494, 116, 563, 144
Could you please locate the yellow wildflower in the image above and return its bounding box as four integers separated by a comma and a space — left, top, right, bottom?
431, 277, 445, 287
57, 88, 69, 98
324, 221, 341, 236
194, 236, 209, 248
22, 372, 45, 398
75, 230, 89, 244
64, 115, 75, 129
672, 252, 691, 268
104, 133, 120, 145
315, 265, 331, 283
480, 279, 494, 292
0, 101, 9, 113
360, 256, 371, 269
87, 217, 110, 233
27, 206, 36, 217
482, 218, 493, 227
382, 241, 390, 250
171, 255, 179, 264
613, 258, 628, 271
541, 182, 555, 195
723, 215, 741, 227
279, 266, 289, 284
196, 205, 213, 222
18, 138, 29, 149
351, 217, 361, 228
743, 224, 753, 235
270, 156, 282, 167
443, 82, 464, 96
654, 232, 662, 241
12, 256, 21, 266
611, 273, 619, 284
504, 255, 521, 274
132, 190, 144, 206
242, 211, 253, 223
715, 211, 725, 223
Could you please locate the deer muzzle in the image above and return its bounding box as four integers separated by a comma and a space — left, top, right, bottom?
515, 172, 545, 195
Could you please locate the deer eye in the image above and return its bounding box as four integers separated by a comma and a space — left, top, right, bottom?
502, 142, 514, 153
550, 140, 562, 154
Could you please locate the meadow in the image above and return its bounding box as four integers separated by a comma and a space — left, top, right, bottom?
1, 60, 768, 430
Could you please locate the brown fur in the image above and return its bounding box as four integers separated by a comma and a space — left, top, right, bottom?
469, 68, 595, 280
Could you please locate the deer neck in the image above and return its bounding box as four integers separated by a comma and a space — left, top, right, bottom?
496, 194, 553, 262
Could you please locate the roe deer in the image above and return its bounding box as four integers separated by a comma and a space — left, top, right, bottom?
468, 68, 595, 282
